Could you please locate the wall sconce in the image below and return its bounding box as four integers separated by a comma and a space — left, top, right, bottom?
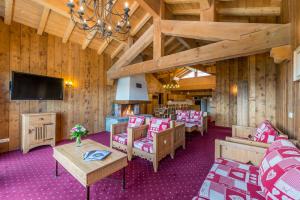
65, 81, 73, 88
231, 84, 238, 96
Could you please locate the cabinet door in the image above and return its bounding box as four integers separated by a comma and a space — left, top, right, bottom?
28, 126, 44, 146
43, 124, 55, 141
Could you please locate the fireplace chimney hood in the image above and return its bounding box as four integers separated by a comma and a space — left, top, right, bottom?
115, 74, 149, 104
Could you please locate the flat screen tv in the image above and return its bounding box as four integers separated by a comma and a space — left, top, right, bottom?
10, 71, 64, 100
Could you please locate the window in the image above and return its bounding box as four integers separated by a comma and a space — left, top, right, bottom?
180, 70, 210, 79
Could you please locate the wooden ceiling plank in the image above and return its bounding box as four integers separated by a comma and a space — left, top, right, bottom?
161, 20, 282, 41
4, 0, 14, 25
110, 25, 154, 72
164, 0, 199, 4
37, 7, 51, 35
108, 23, 290, 79
136, 0, 160, 18
130, 13, 152, 36
218, 7, 281, 17
62, 19, 76, 43
172, 8, 201, 16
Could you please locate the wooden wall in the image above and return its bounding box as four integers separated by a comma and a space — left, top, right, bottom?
215, 53, 276, 128
275, 0, 300, 141
0, 19, 113, 153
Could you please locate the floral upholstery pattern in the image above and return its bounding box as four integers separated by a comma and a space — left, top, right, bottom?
194, 158, 265, 200
176, 110, 190, 122
188, 111, 203, 123
147, 118, 171, 139
133, 137, 153, 153
128, 116, 145, 128
259, 140, 300, 200
112, 133, 128, 145
254, 121, 279, 144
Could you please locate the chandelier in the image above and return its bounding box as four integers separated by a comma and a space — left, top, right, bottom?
67, 0, 131, 41
163, 74, 180, 90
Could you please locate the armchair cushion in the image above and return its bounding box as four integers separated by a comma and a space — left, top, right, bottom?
254, 121, 279, 144
147, 118, 171, 139
133, 137, 153, 153
128, 116, 145, 128
176, 110, 190, 122
259, 140, 300, 200
188, 110, 203, 123
195, 158, 265, 200
112, 133, 128, 145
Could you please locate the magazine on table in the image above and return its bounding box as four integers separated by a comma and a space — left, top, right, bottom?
83, 150, 111, 161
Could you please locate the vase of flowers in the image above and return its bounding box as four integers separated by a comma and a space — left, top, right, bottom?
70, 124, 88, 147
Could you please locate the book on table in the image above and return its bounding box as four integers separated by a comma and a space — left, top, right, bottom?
83, 150, 111, 161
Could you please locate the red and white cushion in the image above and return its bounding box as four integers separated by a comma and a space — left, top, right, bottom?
112, 133, 128, 145
254, 121, 278, 144
128, 116, 145, 128
259, 140, 300, 200
195, 158, 265, 200
189, 110, 203, 123
176, 110, 190, 122
147, 117, 171, 139
133, 137, 153, 153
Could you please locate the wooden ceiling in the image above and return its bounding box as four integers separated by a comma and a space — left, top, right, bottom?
0, 0, 282, 62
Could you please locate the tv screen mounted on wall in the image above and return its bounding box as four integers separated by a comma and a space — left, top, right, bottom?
10, 71, 64, 100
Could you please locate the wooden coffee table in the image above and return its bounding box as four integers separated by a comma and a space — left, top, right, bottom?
53, 139, 128, 200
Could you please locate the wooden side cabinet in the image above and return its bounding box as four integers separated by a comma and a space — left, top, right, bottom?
21, 113, 56, 153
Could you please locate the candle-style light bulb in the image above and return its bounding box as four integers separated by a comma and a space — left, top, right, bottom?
108, 26, 112, 31
124, 2, 129, 8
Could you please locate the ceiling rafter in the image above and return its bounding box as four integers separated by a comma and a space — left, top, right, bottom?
37, 7, 50, 35
218, 7, 281, 16
62, 19, 76, 43
4, 0, 14, 25
108, 23, 290, 79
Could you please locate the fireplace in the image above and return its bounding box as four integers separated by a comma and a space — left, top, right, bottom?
114, 103, 140, 117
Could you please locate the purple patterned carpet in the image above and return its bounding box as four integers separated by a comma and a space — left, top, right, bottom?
0, 125, 231, 200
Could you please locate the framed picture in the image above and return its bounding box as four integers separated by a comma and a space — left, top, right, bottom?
294, 46, 300, 81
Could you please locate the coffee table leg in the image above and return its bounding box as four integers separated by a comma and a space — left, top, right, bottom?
122, 167, 126, 190
86, 186, 90, 200
55, 161, 58, 177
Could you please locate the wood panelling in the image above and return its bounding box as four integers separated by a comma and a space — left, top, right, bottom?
0, 19, 112, 153
276, 0, 300, 142
215, 53, 277, 128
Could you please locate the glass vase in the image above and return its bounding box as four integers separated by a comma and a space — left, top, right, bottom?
76, 137, 82, 147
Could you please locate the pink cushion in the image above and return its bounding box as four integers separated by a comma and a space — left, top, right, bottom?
128, 116, 145, 128
259, 140, 300, 199
254, 121, 278, 144
176, 110, 190, 122
133, 137, 153, 153
112, 133, 128, 145
147, 118, 171, 139
195, 158, 265, 200
189, 110, 202, 122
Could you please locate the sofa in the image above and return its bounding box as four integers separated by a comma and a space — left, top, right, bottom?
193, 139, 300, 200
176, 110, 207, 135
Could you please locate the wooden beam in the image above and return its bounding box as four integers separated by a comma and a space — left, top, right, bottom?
4, 0, 14, 25
111, 43, 127, 59
130, 13, 152, 36
153, 18, 164, 60
171, 8, 201, 16
164, 0, 199, 4
218, 7, 281, 16
176, 38, 190, 49
270, 45, 292, 64
136, 0, 160, 18
200, 0, 215, 21
95, 1, 139, 53
109, 25, 154, 71
31, 0, 71, 18
62, 19, 76, 43
199, 0, 210, 10
37, 8, 51, 35
108, 23, 290, 79
160, 20, 281, 41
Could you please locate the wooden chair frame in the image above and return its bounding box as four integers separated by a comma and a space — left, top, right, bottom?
215, 139, 267, 166
172, 121, 186, 156
128, 125, 174, 172
110, 122, 148, 160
